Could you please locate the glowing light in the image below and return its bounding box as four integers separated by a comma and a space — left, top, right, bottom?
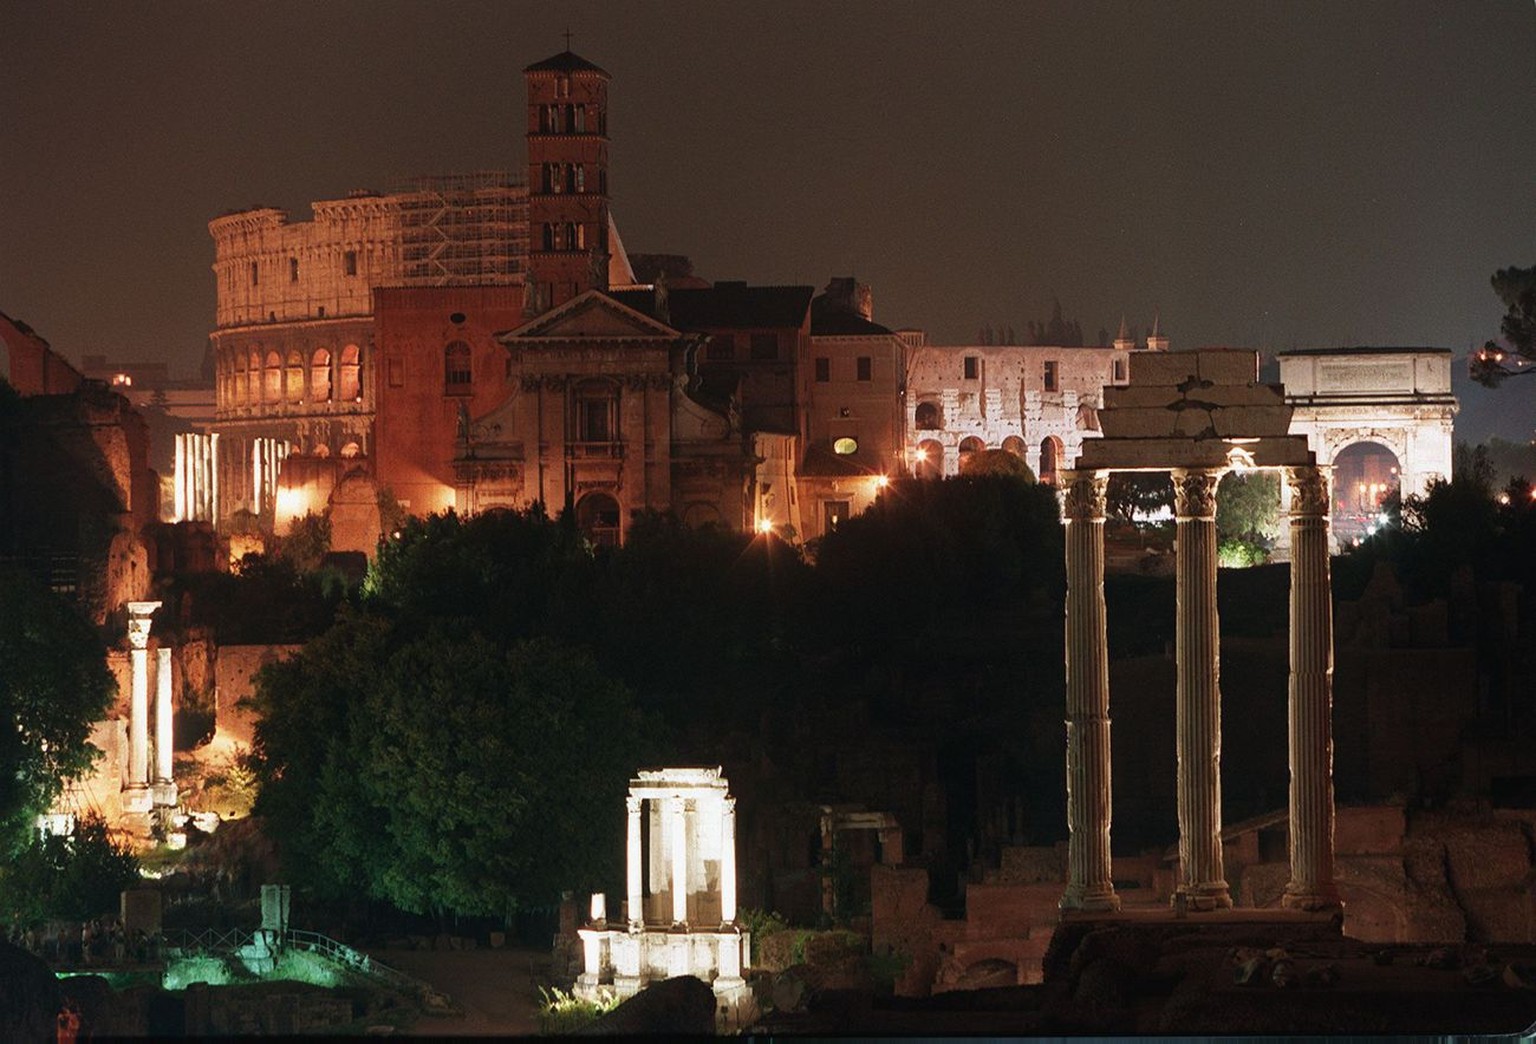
275, 486, 308, 520
913, 448, 928, 461
874, 475, 889, 488
756, 518, 774, 534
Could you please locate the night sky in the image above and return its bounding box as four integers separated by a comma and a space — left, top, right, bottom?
2, 1, 1532, 440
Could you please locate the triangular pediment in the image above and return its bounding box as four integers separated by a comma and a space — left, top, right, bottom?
501, 289, 680, 342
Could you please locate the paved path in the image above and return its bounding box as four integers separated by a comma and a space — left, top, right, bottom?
369, 945, 550, 1037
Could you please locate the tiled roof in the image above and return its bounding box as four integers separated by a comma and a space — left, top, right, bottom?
606, 285, 814, 331
811, 310, 893, 337
524, 51, 610, 76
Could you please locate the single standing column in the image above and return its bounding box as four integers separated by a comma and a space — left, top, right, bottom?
153, 647, 177, 807
720, 796, 738, 926
1059, 470, 1120, 911
1283, 466, 1343, 911
1172, 469, 1231, 910
626, 795, 643, 928
124, 601, 161, 814
670, 796, 688, 926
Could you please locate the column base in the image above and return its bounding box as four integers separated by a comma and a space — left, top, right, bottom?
1059, 885, 1121, 913
1174, 884, 1233, 911
1281, 884, 1343, 913
122, 786, 154, 814
151, 781, 178, 808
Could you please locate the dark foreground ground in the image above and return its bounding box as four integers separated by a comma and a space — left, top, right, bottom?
752, 916, 1536, 1036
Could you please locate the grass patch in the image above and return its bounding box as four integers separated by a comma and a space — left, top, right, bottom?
537, 985, 621, 1034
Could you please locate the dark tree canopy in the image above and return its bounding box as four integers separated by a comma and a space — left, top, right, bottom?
0, 567, 116, 853
1471, 265, 1536, 386
1105, 472, 1173, 525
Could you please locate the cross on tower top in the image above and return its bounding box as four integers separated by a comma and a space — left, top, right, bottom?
563, 28, 573, 50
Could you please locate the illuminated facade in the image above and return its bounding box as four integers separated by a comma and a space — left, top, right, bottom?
906, 323, 1166, 484
1277, 346, 1457, 541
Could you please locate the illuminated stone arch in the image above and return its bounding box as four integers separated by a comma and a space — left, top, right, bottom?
1002, 434, 1027, 458
339, 344, 362, 401
285, 350, 304, 403
310, 348, 332, 402
915, 438, 944, 480
1038, 435, 1064, 486
915, 399, 943, 431
263, 350, 282, 403
958, 435, 986, 471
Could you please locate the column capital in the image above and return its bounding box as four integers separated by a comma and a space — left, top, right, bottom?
1172, 468, 1221, 521
1285, 465, 1330, 518
625, 794, 642, 814
125, 600, 162, 650
1061, 470, 1108, 522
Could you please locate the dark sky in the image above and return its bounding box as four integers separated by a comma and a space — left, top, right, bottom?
2, 1, 1532, 439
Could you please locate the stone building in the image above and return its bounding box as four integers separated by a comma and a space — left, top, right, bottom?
906, 321, 1168, 484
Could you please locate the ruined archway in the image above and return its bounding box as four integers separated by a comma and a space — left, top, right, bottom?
915, 438, 944, 480
1039, 436, 1063, 486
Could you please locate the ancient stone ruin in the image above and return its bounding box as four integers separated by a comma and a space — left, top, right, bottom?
574, 767, 750, 1020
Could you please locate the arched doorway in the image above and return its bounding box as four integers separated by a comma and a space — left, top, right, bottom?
915, 400, 943, 430
576, 491, 621, 548
1039, 436, 1063, 486
1332, 441, 1400, 544
959, 436, 985, 471
1002, 434, 1026, 458
916, 439, 944, 480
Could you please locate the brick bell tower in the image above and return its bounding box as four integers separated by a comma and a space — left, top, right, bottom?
524, 48, 612, 317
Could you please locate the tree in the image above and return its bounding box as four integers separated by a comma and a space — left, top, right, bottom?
250, 627, 651, 918
1216, 471, 1282, 544
1105, 472, 1172, 525
0, 816, 139, 923
959, 448, 1036, 480
0, 567, 117, 853
1471, 265, 1536, 386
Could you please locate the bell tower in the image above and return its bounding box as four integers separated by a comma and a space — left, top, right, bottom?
524, 48, 611, 317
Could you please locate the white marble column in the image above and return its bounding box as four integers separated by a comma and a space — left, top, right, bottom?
124, 601, 161, 814
720, 796, 738, 926
626, 795, 643, 929
152, 647, 177, 807
1059, 470, 1120, 911
1283, 466, 1343, 911
1172, 470, 1231, 910
669, 796, 688, 926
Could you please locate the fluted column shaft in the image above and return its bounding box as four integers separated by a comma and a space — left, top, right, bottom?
1173, 469, 1231, 910
1284, 466, 1343, 910
626, 795, 643, 928
720, 797, 738, 925
1060, 470, 1119, 911
155, 648, 174, 786
669, 796, 688, 926
128, 645, 149, 790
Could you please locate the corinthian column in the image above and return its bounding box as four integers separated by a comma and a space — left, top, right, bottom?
1172, 469, 1231, 910
124, 601, 161, 814
1059, 470, 1119, 912
153, 647, 177, 807
1282, 466, 1343, 911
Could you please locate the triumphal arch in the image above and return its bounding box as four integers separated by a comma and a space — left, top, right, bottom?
1059, 348, 1340, 913
1278, 347, 1457, 541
